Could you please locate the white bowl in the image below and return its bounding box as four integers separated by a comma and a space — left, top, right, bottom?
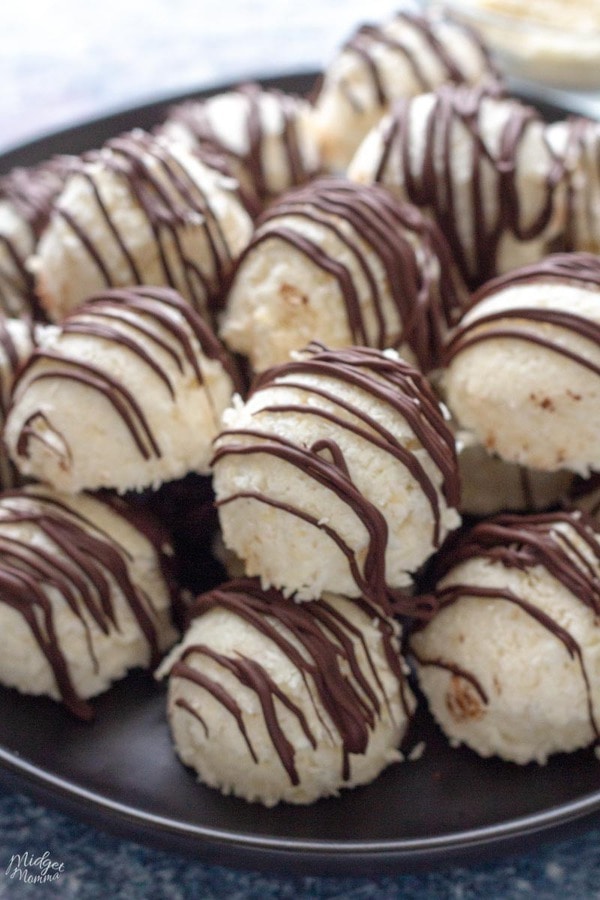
434, 0, 600, 90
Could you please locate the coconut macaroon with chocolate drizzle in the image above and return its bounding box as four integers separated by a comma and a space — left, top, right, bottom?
211, 343, 461, 610
311, 7, 498, 173
0, 483, 178, 720
29, 129, 254, 325
410, 510, 600, 764
0, 157, 71, 319
160, 82, 321, 209
348, 84, 569, 289
4, 286, 241, 494
219, 177, 467, 374
547, 115, 600, 256
0, 315, 54, 489
442, 253, 600, 476
156, 578, 416, 806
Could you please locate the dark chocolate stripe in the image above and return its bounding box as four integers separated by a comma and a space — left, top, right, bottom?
213, 344, 459, 612
340, 12, 491, 109
53, 131, 247, 320
445, 305, 600, 374
416, 512, 600, 742
372, 85, 565, 288
0, 488, 174, 719
240, 177, 463, 371
169, 578, 411, 786
10, 286, 240, 465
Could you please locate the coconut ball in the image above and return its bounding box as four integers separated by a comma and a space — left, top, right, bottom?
212, 343, 461, 610
156, 578, 416, 806
0, 315, 55, 488
312, 7, 498, 173
410, 510, 600, 764
4, 285, 241, 493
0, 157, 71, 319
547, 116, 600, 255
160, 82, 321, 208
219, 177, 467, 374
29, 129, 254, 325
442, 253, 600, 475
348, 84, 569, 289
0, 484, 178, 719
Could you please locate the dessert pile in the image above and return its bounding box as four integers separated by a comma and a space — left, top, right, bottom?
2, 5, 600, 807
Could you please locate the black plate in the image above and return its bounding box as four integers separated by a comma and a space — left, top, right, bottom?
1, 72, 600, 877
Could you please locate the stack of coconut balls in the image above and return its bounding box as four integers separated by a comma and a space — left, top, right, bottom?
3, 5, 600, 808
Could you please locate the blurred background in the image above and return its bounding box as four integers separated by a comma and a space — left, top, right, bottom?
0, 0, 401, 152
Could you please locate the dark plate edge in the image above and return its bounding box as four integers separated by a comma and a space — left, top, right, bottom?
1, 739, 600, 876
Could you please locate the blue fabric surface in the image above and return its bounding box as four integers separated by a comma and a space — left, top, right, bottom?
0, 788, 599, 898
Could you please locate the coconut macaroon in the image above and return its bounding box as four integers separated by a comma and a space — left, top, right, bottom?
348, 84, 569, 289
29, 129, 254, 325
442, 253, 600, 476
4, 286, 241, 494
160, 82, 321, 209
211, 343, 461, 610
311, 7, 498, 173
547, 115, 600, 255
410, 511, 600, 765
156, 578, 416, 806
0, 315, 54, 489
0, 157, 71, 319
0, 483, 178, 720
219, 177, 467, 374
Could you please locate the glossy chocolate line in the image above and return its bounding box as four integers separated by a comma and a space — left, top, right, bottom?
250, 178, 462, 370
213, 348, 457, 611
111, 132, 231, 286
251, 345, 459, 507
0, 234, 33, 304
0, 159, 70, 317
411, 647, 489, 706
173, 644, 309, 784
56, 131, 242, 318
172, 651, 260, 763
0, 159, 72, 237
11, 286, 240, 464
444, 306, 600, 375
168, 84, 309, 202
374, 86, 563, 288
342, 12, 479, 109
13, 352, 161, 460
254, 397, 442, 541
469, 252, 600, 306
0, 490, 170, 719
84, 285, 242, 391
171, 578, 410, 785
416, 579, 600, 740
213, 429, 392, 609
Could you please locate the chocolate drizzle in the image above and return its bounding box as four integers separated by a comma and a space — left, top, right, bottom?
169, 577, 412, 786
165, 83, 315, 204
0, 486, 176, 720
52, 130, 248, 322
372, 84, 567, 288
414, 511, 600, 742
212, 343, 459, 614
0, 157, 71, 318
444, 253, 600, 370
338, 11, 496, 112
235, 177, 465, 371
10, 286, 240, 466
